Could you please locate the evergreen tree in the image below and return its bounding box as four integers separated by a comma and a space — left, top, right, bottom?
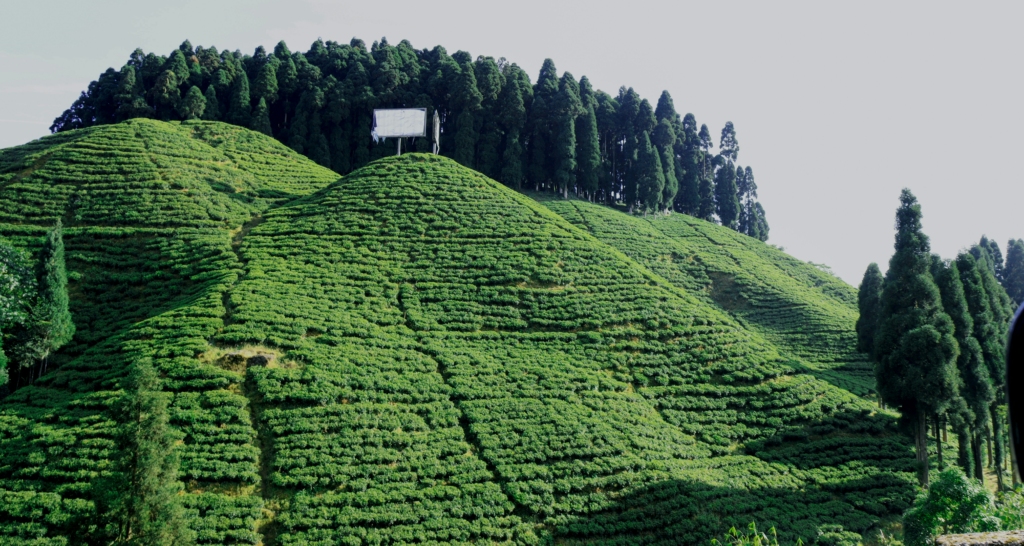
177, 86, 206, 120
164, 50, 190, 85
653, 118, 678, 211
201, 85, 219, 121
719, 121, 739, 162
576, 103, 601, 198
945, 254, 995, 481
714, 158, 740, 229
149, 70, 180, 121
874, 189, 959, 486
856, 263, 883, 355
250, 97, 272, 136
698, 172, 716, 222
675, 113, 701, 215
227, 71, 252, 127
551, 72, 583, 197
1002, 239, 1024, 305
100, 360, 193, 545
252, 61, 279, 105
23, 220, 75, 376
498, 64, 529, 188
752, 201, 769, 241
114, 66, 152, 121
452, 60, 482, 168
635, 131, 665, 213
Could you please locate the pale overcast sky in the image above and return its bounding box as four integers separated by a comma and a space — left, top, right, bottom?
1, 0, 1021, 285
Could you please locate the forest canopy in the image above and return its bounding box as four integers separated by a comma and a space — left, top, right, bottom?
51, 37, 769, 239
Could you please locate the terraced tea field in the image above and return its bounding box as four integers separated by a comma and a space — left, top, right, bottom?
0, 121, 914, 545
541, 198, 875, 397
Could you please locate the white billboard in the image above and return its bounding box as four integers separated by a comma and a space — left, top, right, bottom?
371, 108, 427, 141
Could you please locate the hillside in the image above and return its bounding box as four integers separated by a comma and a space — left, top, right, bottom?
539, 198, 875, 397
0, 121, 914, 545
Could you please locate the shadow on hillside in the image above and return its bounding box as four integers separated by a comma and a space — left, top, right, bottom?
543, 468, 915, 545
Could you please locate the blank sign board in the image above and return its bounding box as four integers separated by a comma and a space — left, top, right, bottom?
371, 108, 427, 141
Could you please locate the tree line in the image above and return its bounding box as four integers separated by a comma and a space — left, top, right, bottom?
857, 189, 1021, 490
51, 38, 769, 239
0, 221, 74, 394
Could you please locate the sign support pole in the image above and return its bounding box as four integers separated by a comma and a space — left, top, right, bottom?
396, 138, 401, 156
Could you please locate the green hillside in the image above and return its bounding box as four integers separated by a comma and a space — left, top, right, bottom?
0, 121, 914, 545
539, 198, 875, 397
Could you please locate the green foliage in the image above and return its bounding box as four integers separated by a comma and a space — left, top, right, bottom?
994, 486, 1024, 530
24, 220, 75, 364
1002, 238, 1024, 305
101, 360, 194, 545
856, 263, 883, 355
710, 523, 789, 546
874, 189, 959, 485
0, 239, 34, 329
51, 38, 770, 226
0, 124, 905, 544
902, 468, 999, 546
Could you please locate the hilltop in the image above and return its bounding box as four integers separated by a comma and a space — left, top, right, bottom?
0, 121, 913, 545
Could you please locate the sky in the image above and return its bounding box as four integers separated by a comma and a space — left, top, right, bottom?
1, 0, 1022, 285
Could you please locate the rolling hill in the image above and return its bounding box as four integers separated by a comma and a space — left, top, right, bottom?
0, 120, 914, 545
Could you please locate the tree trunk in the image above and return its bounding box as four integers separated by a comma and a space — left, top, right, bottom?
973, 433, 986, 487
942, 416, 948, 443
958, 430, 972, 478
934, 414, 944, 470
992, 405, 1005, 490
916, 407, 930, 487
1011, 426, 1021, 487
988, 434, 994, 469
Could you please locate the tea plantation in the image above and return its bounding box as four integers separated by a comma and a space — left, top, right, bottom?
540, 198, 875, 398
0, 120, 916, 545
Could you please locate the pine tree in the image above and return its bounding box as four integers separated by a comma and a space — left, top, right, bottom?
452, 60, 482, 168
575, 76, 601, 199
100, 360, 193, 545
498, 64, 529, 188
944, 254, 995, 481
752, 201, 769, 241
23, 220, 74, 377
973, 248, 1013, 489
635, 131, 665, 213
227, 71, 252, 127
874, 189, 960, 486
177, 86, 206, 120
114, 66, 152, 121
252, 61, 279, 105
714, 158, 740, 229
551, 72, 583, 197
201, 85, 219, 121
719, 121, 739, 162
1003, 239, 1024, 305
164, 50, 190, 85
856, 263, 883, 355
250, 97, 272, 136
149, 70, 180, 121
675, 113, 701, 214
652, 118, 678, 211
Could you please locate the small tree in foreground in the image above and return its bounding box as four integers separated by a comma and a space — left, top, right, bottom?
902, 468, 999, 546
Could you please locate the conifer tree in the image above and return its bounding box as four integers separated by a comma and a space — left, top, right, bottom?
149, 71, 180, 121
675, 113, 701, 215
856, 263, 883, 355
23, 220, 74, 377
452, 60, 482, 168
719, 121, 739, 162
100, 360, 193, 545
576, 103, 601, 198
227, 71, 252, 127
114, 66, 152, 121
973, 249, 1012, 489
874, 189, 959, 486
714, 158, 740, 229
201, 85, 219, 121
551, 72, 583, 197
698, 172, 716, 222
250, 97, 272, 136
635, 131, 665, 213
252, 61, 279, 105
946, 254, 995, 481
177, 86, 206, 120
752, 201, 769, 241
1003, 239, 1024, 305
164, 49, 190, 85
498, 64, 529, 188
653, 118, 678, 211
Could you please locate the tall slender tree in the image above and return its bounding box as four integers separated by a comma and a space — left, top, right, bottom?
99, 360, 193, 545
874, 189, 960, 487
177, 86, 206, 120
856, 263, 884, 355
1002, 239, 1024, 305
714, 158, 740, 229
635, 131, 665, 213
23, 220, 75, 378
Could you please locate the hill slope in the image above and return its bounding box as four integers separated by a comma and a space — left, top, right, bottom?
0, 122, 913, 545
539, 198, 875, 397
